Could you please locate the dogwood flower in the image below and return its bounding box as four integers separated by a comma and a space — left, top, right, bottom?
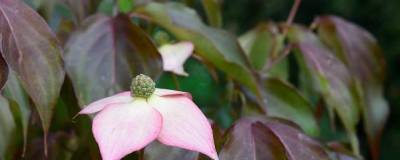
77, 74, 218, 160
159, 41, 194, 76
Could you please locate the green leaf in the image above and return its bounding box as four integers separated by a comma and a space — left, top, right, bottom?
288, 25, 361, 155
239, 23, 288, 80
137, 2, 259, 92
156, 58, 234, 128
0, 96, 17, 159
2, 71, 31, 156
118, 0, 134, 13
0, 0, 65, 138
314, 16, 389, 158
97, 0, 114, 15
264, 78, 318, 136
65, 14, 162, 106
0, 55, 8, 90
201, 0, 222, 27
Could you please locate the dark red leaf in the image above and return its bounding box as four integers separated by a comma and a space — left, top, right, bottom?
65, 14, 162, 106
0, 0, 65, 139
220, 117, 329, 160
288, 25, 361, 155
219, 118, 287, 160
314, 16, 389, 159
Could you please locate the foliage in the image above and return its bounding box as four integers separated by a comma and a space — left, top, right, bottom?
0, 0, 390, 159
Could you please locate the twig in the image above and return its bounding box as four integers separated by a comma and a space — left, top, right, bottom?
286, 0, 302, 26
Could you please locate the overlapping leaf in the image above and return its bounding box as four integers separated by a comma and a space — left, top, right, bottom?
288, 25, 361, 154
219, 117, 329, 160
263, 78, 318, 136
0, 96, 17, 160
314, 16, 389, 158
0, 55, 8, 89
0, 0, 65, 136
2, 71, 31, 155
65, 14, 162, 106
239, 23, 288, 79
137, 2, 259, 92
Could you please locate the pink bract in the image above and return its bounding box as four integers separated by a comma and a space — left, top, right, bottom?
78, 88, 219, 160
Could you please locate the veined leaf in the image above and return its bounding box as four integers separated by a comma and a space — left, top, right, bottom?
0, 0, 65, 138
65, 14, 162, 106
264, 78, 318, 136
136, 2, 259, 92
288, 25, 361, 155
314, 16, 389, 158
219, 117, 329, 160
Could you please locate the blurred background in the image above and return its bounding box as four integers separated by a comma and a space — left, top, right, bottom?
215, 0, 399, 159
16, 0, 399, 159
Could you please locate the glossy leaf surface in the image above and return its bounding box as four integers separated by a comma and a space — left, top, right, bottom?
288, 25, 360, 154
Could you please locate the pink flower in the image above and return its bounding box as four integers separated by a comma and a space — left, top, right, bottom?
77, 74, 218, 160
159, 41, 194, 76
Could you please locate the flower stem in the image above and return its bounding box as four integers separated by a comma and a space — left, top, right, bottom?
172, 74, 181, 90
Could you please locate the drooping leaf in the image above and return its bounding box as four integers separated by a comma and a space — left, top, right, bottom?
314, 16, 389, 158
2, 71, 31, 155
264, 118, 330, 160
0, 55, 8, 90
219, 117, 287, 160
0, 0, 65, 137
65, 14, 162, 106
137, 2, 259, 92
0, 96, 17, 159
288, 25, 361, 155
239, 23, 288, 80
264, 78, 318, 136
201, 0, 222, 27
144, 141, 199, 160
219, 117, 329, 160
